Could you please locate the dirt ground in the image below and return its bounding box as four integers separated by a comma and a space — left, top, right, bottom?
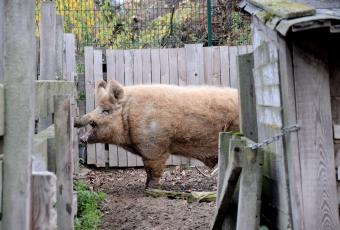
82, 165, 217, 230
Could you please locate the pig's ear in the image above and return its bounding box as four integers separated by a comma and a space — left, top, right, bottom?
108, 80, 124, 102
95, 80, 107, 98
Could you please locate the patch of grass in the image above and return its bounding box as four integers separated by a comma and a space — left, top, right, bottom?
74, 180, 106, 230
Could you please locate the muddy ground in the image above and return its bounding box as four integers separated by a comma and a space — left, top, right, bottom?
82, 165, 217, 230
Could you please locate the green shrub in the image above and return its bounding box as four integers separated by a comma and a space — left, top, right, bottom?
74, 181, 106, 230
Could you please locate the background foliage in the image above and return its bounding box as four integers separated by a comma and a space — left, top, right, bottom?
36, 0, 251, 50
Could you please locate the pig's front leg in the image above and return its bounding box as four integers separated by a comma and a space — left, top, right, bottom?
142, 154, 169, 189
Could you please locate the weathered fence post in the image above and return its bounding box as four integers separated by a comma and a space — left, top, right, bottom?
63, 33, 76, 81
54, 95, 74, 230
211, 137, 244, 230
84, 47, 96, 165
31, 171, 57, 230
55, 16, 64, 80
0, 0, 3, 83
40, 2, 56, 80
2, 0, 36, 229
236, 145, 263, 230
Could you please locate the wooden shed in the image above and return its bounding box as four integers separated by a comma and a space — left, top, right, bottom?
238, 0, 340, 229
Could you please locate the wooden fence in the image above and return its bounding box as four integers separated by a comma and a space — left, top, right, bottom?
0, 2, 78, 229
84, 44, 253, 167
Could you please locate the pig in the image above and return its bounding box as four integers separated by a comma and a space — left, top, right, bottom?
75, 80, 239, 188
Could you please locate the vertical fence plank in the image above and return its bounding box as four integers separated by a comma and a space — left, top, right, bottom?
160, 49, 170, 84
84, 47, 96, 164
169, 48, 179, 85
115, 50, 128, 167
63, 33, 76, 81
186, 44, 204, 166
55, 16, 64, 80
168, 48, 181, 165
185, 44, 204, 86
238, 53, 258, 141
31, 171, 57, 230
204, 46, 221, 85
0, 159, 3, 226
55, 95, 74, 230
106, 50, 119, 167
229, 46, 238, 89
151, 49, 161, 84
71, 99, 79, 175
38, 2, 57, 131
142, 49, 152, 84
2, 0, 35, 228
178, 47, 190, 165
93, 49, 106, 167
177, 48, 187, 86
0, 0, 3, 83
204, 47, 213, 84
159, 48, 172, 165
220, 46, 230, 87
133, 49, 143, 85
124, 50, 137, 167
236, 147, 263, 230
40, 2, 56, 80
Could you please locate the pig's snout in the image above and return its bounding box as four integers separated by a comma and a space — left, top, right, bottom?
74, 117, 84, 128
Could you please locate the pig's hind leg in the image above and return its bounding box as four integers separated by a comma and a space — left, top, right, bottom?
142, 153, 169, 189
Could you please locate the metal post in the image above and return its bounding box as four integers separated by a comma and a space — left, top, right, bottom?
207, 0, 212, 46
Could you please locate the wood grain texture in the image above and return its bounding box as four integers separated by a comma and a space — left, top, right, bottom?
31, 171, 57, 230
133, 49, 143, 85
211, 138, 244, 230
63, 33, 76, 81
229, 46, 238, 89
54, 95, 74, 230
0, 84, 4, 136
236, 147, 263, 230
277, 35, 305, 230
84, 47, 96, 164
151, 49, 161, 84
160, 48, 170, 84
177, 48, 187, 86
2, 0, 36, 228
204, 47, 221, 85
106, 49, 119, 167
142, 49, 152, 84
93, 49, 106, 167
293, 32, 340, 230
0, 0, 3, 83
185, 44, 204, 86
237, 53, 257, 142
40, 2, 56, 80
169, 48, 179, 85
220, 46, 230, 87
124, 50, 137, 166
55, 16, 64, 80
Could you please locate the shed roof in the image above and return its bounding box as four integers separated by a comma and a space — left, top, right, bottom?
240, 0, 340, 36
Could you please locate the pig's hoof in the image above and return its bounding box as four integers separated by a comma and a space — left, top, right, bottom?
145, 181, 161, 189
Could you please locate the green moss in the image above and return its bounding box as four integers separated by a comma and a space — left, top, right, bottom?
250, 0, 315, 19
74, 181, 106, 230
263, 12, 277, 23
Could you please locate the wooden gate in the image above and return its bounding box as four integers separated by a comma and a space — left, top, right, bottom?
84, 44, 252, 167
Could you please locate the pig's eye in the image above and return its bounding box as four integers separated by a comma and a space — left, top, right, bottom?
89, 121, 97, 128
102, 109, 111, 115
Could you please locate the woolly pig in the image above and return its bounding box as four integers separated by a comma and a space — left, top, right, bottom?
75, 80, 239, 188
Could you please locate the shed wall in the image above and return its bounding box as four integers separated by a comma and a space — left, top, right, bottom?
252, 17, 292, 229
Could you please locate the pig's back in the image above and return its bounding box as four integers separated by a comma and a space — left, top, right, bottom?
123, 85, 239, 159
